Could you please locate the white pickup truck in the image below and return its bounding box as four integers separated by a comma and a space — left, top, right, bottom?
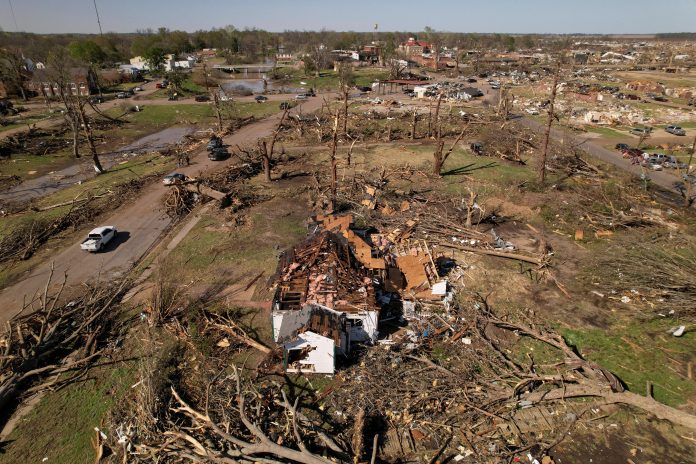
80, 226, 117, 252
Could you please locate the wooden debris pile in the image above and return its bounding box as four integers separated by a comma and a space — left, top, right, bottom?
273, 230, 377, 313
163, 161, 263, 219
0, 269, 129, 416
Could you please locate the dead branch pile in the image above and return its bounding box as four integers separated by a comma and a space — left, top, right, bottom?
162, 161, 263, 219
544, 178, 680, 235
592, 235, 696, 318
0, 174, 21, 193
112, 363, 346, 463
0, 267, 130, 414
316, 294, 696, 462
106, 287, 696, 463
0, 175, 156, 264
0, 125, 72, 158
324, 171, 548, 266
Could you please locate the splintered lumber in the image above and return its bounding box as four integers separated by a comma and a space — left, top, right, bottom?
438, 242, 543, 265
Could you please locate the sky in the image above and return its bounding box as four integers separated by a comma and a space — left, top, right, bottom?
1, 0, 696, 35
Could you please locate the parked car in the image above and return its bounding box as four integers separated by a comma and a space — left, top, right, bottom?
163, 173, 187, 185
647, 153, 669, 165
663, 156, 688, 169
255, 95, 268, 102
116, 92, 129, 99
665, 125, 686, 136
89, 96, 104, 104
133, 86, 143, 92
615, 143, 630, 151
467, 78, 477, 83
194, 95, 210, 102
652, 95, 668, 102
155, 83, 165, 89
80, 226, 117, 252
630, 127, 652, 136
208, 147, 230, 161
207, 136, 223, 151
295, 94, 308, 101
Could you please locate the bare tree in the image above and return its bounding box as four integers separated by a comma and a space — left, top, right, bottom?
329, 108, 339, 211
260, 107, 289, 182
411, 109, 419, 140
0, 48, 30, 101
538, 60, 561, 184
684, 135, 696, 207
337, 62, 354, 136
46, 48, 104, 171
433, 125, 467, 175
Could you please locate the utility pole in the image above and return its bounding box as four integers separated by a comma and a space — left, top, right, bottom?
92, 0, 103, 36
8, 0, 19, 31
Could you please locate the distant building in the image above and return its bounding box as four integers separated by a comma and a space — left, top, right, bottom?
30, 67, 100, 97
399, 37, 432, 56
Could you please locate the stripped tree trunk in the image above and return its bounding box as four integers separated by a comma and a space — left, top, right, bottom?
539, 62, 560, 185
76, 99, 103, 173
330, 109, 339, 212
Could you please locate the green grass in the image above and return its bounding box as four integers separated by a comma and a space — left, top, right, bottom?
0, 365, 135, 464
0, 150, 75, 178
0, 113, 54, 133
166, 200, 307, 284
564, 319, 696, 406
585, 126, 624, 138
108, 103, 216, 126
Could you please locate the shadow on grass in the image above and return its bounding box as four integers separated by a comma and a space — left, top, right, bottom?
441, 161, 498, 176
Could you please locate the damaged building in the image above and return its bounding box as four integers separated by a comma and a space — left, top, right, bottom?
271, 214, 450, 374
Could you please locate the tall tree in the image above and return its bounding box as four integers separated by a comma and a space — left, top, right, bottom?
337, 62, 354, 136
46, 48, 104, 173
538, 60, 561, 185
143, 47, 166, 74
0, 48, 30, 100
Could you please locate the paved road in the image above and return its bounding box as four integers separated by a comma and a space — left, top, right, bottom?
0, 95, 329, 323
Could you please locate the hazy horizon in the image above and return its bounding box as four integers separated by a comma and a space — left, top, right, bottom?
1, 0, 695, 35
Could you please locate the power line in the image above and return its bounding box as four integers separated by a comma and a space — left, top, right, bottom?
8, 0, 19, 31
93, 0, 103, 36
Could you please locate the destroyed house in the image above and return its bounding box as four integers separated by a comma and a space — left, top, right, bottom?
272, 230, 379, 316
272, 230, 381, 373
